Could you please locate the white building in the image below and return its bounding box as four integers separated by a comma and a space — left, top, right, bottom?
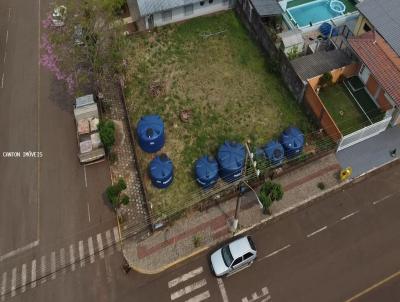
127, 0, 235, 31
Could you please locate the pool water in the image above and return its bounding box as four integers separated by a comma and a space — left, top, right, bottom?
287, 0, 343, 28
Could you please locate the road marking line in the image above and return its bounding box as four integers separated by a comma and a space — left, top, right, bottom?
260, 244, 291, 260
88, 237, 95, 263
1, 73, 4, 89
252, 292, 259, 300
87, 202, 91, 223
50, 252, 56, 279
340, 211, 359, 221
3, 52, 6, 63
21, 264, 27, 293
168, 267, 203, 288
5, 30, 8, 45
113, 227, 121, 251
10, 268, 16, 297
78, 241, 85, 267
8, 8, 11, 20
83, 165, 88, 188
96, 234, 105, 259
40, 256, 46, 283
1, 272, 6, 301
344, 270, 400, 302
69, 245, 76, 271
171, 279, 207, 300
307, 226, 328, 238
372, 194, 392, 205
105, 230, 114, 255
262, 287, 269, 295
60, 248, 66, 274
185, 290, 210, 302
217, 278, 229, 302
0, 240, 39, 262
31, 260, 36, 288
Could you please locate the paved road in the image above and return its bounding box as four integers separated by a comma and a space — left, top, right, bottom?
0, 0, 116, 298
2, 160, 399, 301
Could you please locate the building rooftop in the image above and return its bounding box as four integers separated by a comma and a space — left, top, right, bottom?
349, 31, 400, 106
291, 49, 353, 81
137, 0, 200, 16
250, 0, 283, 17
357, 0, 400, 56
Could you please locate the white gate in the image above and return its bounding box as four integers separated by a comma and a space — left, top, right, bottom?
337, 116, 391, 151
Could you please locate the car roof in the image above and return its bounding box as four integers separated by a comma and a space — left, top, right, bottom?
228, 237, 254, 259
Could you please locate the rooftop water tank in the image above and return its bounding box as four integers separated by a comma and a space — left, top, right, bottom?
217, 141, 246, 182
263, 140, 285, 166
195, 156, 219, 188
149, 154, 173, 189
280, 127, 305, 158
320, 22, 339, 37
137, 115, 165, 153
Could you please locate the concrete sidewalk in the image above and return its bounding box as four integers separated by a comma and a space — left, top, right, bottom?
122, 152, 345, 274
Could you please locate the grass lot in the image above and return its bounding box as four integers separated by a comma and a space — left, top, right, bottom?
287, 0, 357, 13
319, 84, 371, 135
124, 12, 312, 217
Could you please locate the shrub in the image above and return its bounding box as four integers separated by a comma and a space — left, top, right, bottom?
105, 177, 129, 208
317, 182, 325, 190
258, 181, 284, 214
108, 151, 118, 164
319, 72, 333, 87
193, 235, 202, 248
98, 119, 116, 151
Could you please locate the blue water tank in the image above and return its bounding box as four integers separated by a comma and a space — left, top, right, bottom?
217, 141, 246, 182
137, 115, 165, 153
320, 22, 339, 37
195, 156, 219, 188
264, 140, 285, 165
280, 127, 305, 158
149, 154, 173, 189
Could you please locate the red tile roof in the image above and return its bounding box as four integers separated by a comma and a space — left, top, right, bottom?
349, 31, 400, 106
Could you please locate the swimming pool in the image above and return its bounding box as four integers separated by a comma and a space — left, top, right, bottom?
287, 0, 344, 28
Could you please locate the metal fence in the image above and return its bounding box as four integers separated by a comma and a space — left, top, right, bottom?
337, 116, 392, 151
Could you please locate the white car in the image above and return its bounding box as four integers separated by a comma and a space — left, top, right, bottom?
52, 5, 67, 27
210, 236, 257, 277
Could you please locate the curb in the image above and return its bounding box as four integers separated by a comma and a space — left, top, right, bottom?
126, 245, 210, 275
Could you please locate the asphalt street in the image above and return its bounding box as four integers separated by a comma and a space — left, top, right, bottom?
0, 0, 116, 298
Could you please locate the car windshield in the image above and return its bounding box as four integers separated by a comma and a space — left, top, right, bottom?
221, 245, 233, 267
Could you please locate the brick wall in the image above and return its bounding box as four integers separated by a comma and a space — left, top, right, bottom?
366, 74, 379, 97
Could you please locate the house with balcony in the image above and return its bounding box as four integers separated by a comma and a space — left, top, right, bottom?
127, 0, 235, 31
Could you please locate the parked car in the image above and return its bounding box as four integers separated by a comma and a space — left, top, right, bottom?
52, 5, 67, 27
210, 236, 257, 277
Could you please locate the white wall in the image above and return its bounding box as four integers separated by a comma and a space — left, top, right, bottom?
151, 0, 230, 28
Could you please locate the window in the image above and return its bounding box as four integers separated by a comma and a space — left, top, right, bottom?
231, 257, 242, 267
162, 10, 172, 22
363, 22, 371, 32
221, 246, 233, 267
184, 4, 194, 16
243, 252, 254, 261
200, 1, 205, 6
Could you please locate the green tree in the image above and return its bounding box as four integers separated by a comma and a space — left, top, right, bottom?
106, 177, 130, 208
98, 120, 116, 151
259, 181, 284, 214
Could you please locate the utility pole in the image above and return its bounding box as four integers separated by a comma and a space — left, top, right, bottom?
231, 141, 261, 232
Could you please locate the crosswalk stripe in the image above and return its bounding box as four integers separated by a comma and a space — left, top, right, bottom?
185, 291, 211, 302
40, 256, 46, 283
11, 268, 16, 297
60, 248, 66, 273
78, 241, 85, 267
31, 260, 36, 288
168, 267, 204, 288
69, 244, 76, 271
96, 234, 104, 258
51, 252, 56, 279
171, 279, 207, 301
88, 237, 95, 263
113, 227, 121, 251
1, 272, 7, 301
21, 264, 27, 293
105, 230, 114, 255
